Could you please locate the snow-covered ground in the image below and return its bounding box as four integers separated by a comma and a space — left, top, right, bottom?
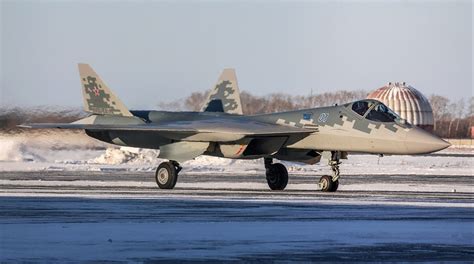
0, 132, 473, 261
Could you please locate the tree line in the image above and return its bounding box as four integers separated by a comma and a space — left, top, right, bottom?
2, 90, 472, 138
429, 95, 473, 138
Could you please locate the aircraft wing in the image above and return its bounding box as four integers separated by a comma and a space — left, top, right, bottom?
19, 118, 314, 142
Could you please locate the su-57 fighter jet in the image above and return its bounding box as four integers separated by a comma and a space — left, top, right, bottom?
21, 64, 451, 192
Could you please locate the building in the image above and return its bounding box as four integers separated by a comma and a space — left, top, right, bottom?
367, 82, 434, 132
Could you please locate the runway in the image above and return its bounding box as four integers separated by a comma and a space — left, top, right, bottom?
1, 171, 473, 262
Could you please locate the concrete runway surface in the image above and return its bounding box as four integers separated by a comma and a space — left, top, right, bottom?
1, 171, 473, 262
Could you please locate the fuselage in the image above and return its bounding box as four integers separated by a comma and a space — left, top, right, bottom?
251, 100, 449, 155
85, 100, 450, 161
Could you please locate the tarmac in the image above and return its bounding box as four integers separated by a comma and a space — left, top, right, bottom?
1, 170, 473, 262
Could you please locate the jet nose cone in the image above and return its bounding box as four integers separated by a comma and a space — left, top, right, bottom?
405, 127, 451, 154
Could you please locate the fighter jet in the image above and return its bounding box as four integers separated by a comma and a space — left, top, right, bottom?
20, 64, 451, 192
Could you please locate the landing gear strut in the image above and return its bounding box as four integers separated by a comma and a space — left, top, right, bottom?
155, 160, 182, 189
264, 158, 288, 190
319, 151, 341, 192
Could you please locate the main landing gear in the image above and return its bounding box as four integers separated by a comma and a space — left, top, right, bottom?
155, 153, 343, 192
155, 160, 182, 189
318, 151, 341, 192
264, 158, 288, 190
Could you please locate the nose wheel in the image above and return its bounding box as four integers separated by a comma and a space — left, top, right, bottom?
155, 160, 181, 189
319, 151, 341, 192
319, 175, 339, 192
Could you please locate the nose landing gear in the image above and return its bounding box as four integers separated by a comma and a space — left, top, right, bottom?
319, 151, 342, 192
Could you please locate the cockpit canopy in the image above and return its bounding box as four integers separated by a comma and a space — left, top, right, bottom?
351, 100, 402, 123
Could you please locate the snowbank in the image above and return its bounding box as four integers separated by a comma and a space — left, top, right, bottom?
0, 137, 34, 162
91, 147, 158, 165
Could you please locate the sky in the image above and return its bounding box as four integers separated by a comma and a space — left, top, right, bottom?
0, 0, 472, 109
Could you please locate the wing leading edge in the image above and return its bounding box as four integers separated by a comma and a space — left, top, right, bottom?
19, 119, 314, 143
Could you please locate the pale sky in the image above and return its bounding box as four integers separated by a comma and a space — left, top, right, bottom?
0, 0, 472, 109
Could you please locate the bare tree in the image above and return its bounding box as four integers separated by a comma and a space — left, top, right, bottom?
469, 97, 474, 117
184, 91, 208, 111
156, 101, 184, 111
454, 99, 466, 135
429, 95, 451, 132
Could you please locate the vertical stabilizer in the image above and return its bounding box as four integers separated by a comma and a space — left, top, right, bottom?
78, 63, 132, 116
201, 68, 243, 115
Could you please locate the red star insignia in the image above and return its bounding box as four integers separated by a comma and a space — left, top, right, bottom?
92, 87, 100, 96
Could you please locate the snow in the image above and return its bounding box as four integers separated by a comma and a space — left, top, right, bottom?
1, 132, 473, 261
1, 133, 472, 178
1, 179, 473, 196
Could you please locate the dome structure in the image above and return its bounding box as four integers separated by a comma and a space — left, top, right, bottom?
367, 82, 434, 131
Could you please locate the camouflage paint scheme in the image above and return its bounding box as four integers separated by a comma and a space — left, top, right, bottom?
79, 64, 132, 117
201, 69, 243, 115
22, 64, 450, 164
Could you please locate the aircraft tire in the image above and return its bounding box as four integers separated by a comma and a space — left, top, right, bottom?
330, 179, 339, 192
319, 175, 338, 192
266, 163, 288, 190
155, 162, 178, 189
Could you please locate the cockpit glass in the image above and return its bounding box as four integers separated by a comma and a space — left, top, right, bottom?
351, 101, 370, 116
366, 103, 400, 123
351, 100, 404, 123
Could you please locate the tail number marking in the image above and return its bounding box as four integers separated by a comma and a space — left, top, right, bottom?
318, 113, 329, 123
